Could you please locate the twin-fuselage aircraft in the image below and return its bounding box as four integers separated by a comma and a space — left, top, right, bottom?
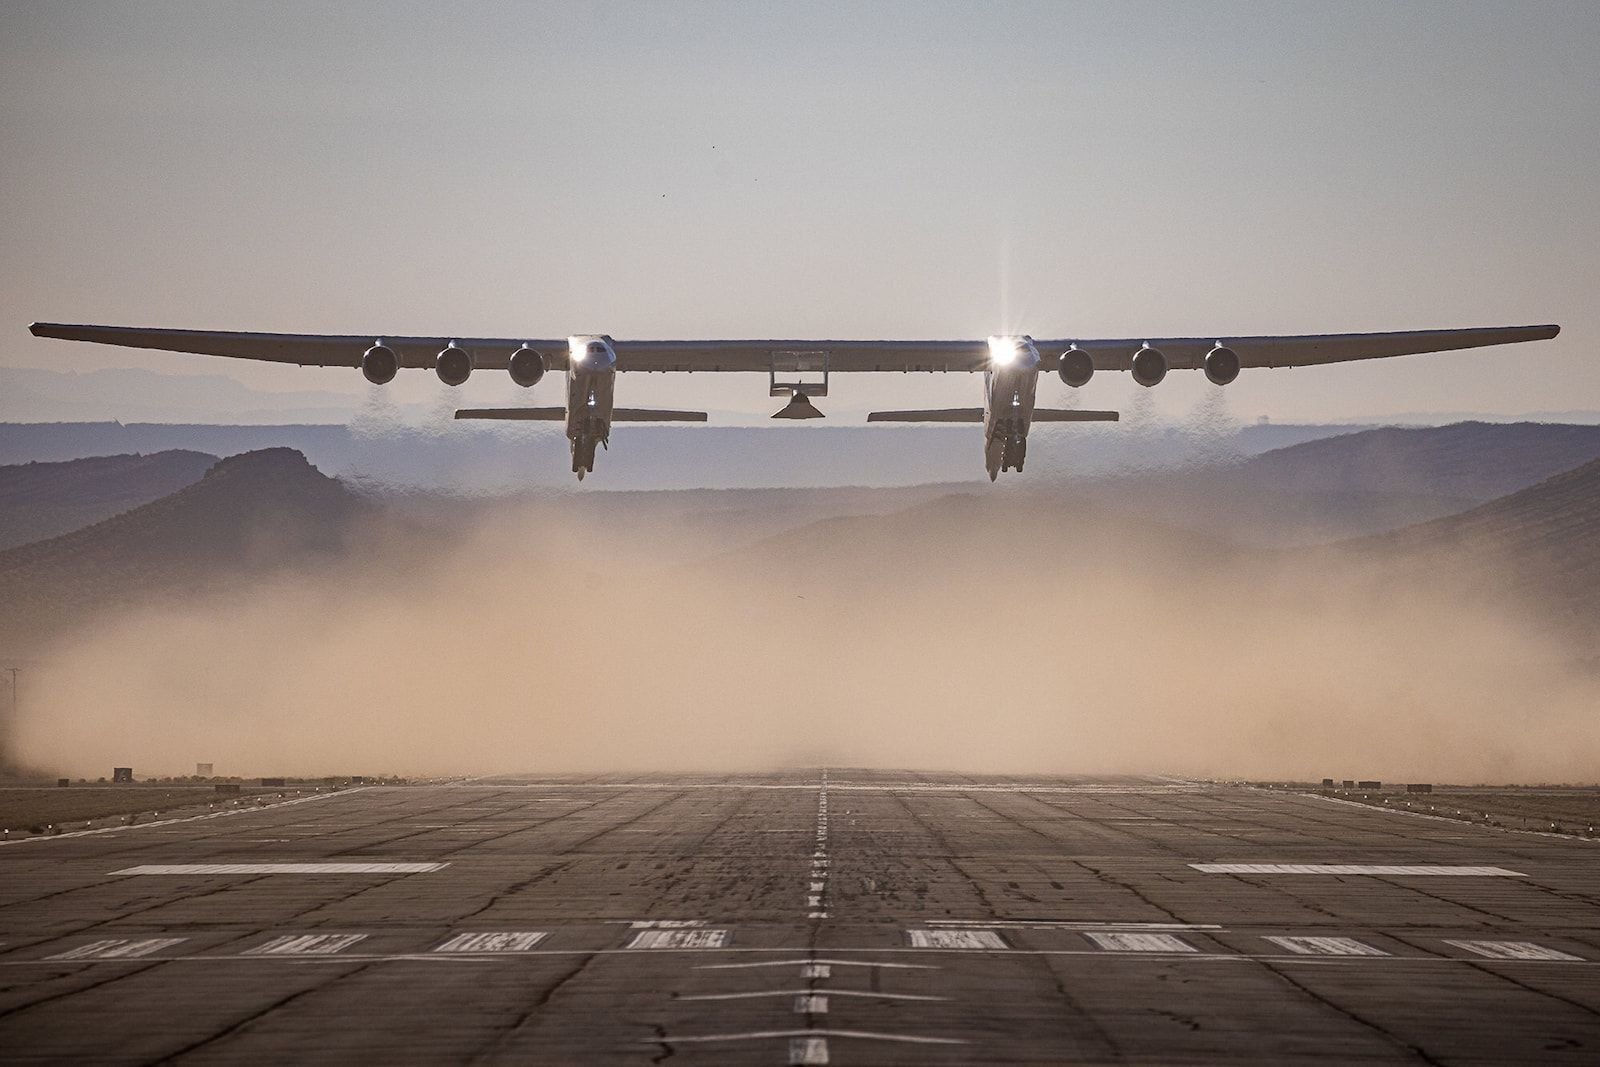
28, 322, 1560, 480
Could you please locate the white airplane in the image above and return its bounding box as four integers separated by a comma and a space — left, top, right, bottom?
28, 322, 1560, 481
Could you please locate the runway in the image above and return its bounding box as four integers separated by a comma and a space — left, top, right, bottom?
3, 771, 1600, 1064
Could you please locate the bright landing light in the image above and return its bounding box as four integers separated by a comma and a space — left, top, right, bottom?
987, 336, 1021, 367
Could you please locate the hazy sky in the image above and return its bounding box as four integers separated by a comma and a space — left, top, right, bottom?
2, 0, 1597, 424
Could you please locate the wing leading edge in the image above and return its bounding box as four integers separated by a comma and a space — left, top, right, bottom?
28, 322, 1559, 374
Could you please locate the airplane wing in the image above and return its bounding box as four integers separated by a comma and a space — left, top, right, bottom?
28, 322, 1559, 374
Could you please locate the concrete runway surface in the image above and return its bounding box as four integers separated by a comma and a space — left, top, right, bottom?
3, 771, 1600, 1064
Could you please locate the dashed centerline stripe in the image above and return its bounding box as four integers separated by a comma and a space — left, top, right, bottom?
246, 934, 367, 956
1085, 932, 1196, 953
1445, 939, 1584, 961
1190, 863, 1525, 877
434, 932, 548, 953
907, 930, 1008, 950
1265, 936, 1388, 957
48, 938, 188, 961
112, 863, 448, 876
627, 929, 729, 950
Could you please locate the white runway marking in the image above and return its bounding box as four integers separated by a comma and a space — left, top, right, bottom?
679, 989, 946, 1003
649, 1029, 966, 1047
789, 1036, 830, 1065
794, 994, 828, 1013
48, 937, 187, 960
112, 863, 447, 875
1190, 864, 1525, 877
929, 919, 1222, 931
907, 930, 1008, 950
802, 963, 830, 978
1446, 939, 1583, 961
697, 958, 937, 971
1085, 932, 1196, 953
627, 929, 729, 949
1265, 936, 1388, 956
433, 932, 547, 953
246, 934, 367, 956
626, 920, 705, 929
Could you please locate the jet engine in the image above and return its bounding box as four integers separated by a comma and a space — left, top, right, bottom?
1058, 346, 1094, 387
361, 344, 398, 385
508, 346, 545, 387
1130, 345, 1168, 388
1204, 345, 1240, 386
435, 342, 472, 386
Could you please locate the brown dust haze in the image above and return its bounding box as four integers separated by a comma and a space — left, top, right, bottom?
15, 489, 1598, 783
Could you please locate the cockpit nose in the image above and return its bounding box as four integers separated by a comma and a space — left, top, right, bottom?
570, 339, 616, 371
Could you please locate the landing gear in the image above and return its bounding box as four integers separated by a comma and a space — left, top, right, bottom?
571, 435, 599, 480
984, 433, 1027, 481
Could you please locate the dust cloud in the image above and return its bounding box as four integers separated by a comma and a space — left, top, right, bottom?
14, 485, 1599, 783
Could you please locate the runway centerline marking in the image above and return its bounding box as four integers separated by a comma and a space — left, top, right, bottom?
434, 932, 547, 953
627, 929, 729, 949
907, 930, 1008, 950
1445, 939, 1584, 961
1086, 932, 1197, 953
1189, 863, 1525, 877
794, 994, 828, 1014
112, 863, 448, 876
246, 934, 367, 956
1265, 936, 1388, 957
48, 937, 187, 961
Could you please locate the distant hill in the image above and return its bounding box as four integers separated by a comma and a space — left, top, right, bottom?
0, 451, 217, 551
1228, 422, 1600, 502
1355, 457, 1600, 629
0, 449, 368, 650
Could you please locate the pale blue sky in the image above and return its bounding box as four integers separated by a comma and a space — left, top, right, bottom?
2, 0, 1596, 423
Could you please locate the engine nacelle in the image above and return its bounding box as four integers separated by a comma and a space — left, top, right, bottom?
508, 345, 545, 387
361, 344, 398, 385
435, 342, 472, 386
1058, 346, 1094, 387
1204, 345, 1240, 386
1131, 345, 1168, 388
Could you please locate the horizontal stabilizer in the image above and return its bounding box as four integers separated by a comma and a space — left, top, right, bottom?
1032, 409, 1119, 422
455, 408, 566, 420
611, 408, 708, 422
867, 408, 984, 423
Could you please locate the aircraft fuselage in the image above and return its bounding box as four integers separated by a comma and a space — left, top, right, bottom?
566, 336, 616, 479
982, 337, 1041, 480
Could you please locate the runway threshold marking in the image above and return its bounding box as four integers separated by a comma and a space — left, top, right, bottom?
679, 989, 947, 1003
112, 863, 448, 875
789, 1036, 829, 1065
647, 1028, 967, 1047
1085, 932, 1196, 953
627, 929, 730, 949
1265, 936, 1388, 957
434, 932, 548, 953
697, 958, 938, 971
928, 919, 1223, 931
1189, 864, 1525, 877
907, 930, 1008, 950
48, 937, 187, 960
246, 934, 367, 956
1445, 940, 1584, 961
